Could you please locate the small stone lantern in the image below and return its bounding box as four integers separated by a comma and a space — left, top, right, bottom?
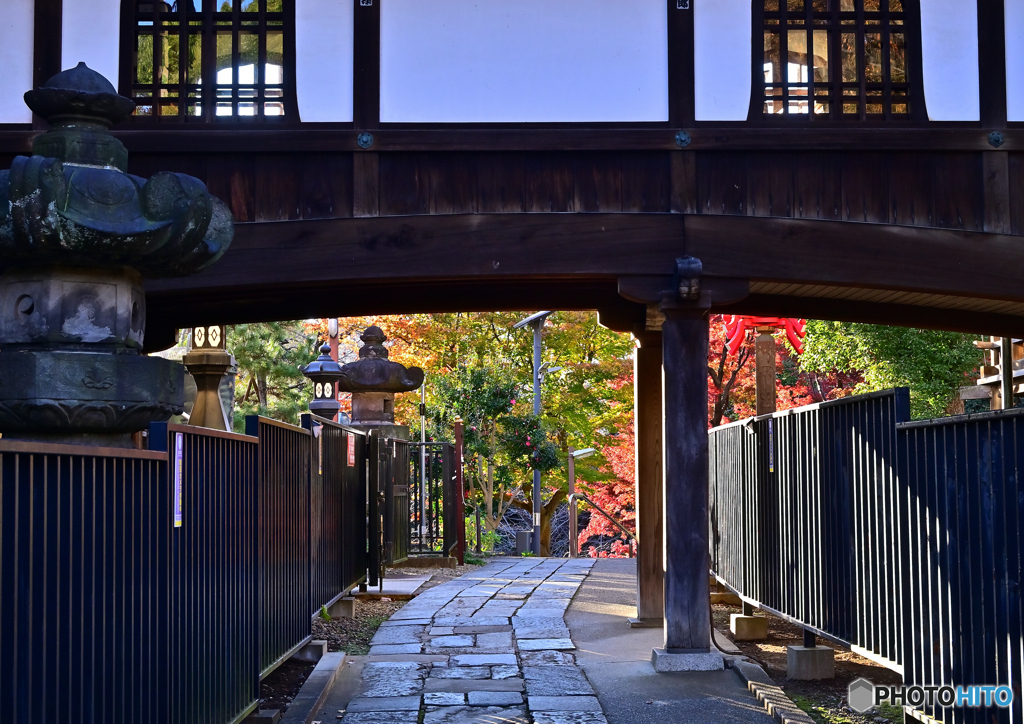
302, 342, 345, 420
337, 326, 423, 438
184, 325, 235, 430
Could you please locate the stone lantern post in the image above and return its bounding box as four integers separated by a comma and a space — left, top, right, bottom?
337, 326, 424, 439
0, 63, 233, 447
184, 325, 236, 430
302, 342, 345, 421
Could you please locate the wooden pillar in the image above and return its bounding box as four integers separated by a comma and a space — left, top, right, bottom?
754, 329, 776, 417
631, 331, 664, 626
661, 309, 711, 652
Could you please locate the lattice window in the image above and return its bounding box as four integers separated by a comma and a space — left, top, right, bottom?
127, 0, 292, 121
760, 0, 911, 119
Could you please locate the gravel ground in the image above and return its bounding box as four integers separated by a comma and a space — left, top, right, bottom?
712, 603, 904, 724
312, 599, 406, 655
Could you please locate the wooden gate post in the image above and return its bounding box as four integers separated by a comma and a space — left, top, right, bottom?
653, 303, 723, 671
629, 330, 664, 627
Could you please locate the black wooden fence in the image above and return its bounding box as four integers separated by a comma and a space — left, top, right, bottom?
710, 390, 1024, 724
0, 413, 369, 724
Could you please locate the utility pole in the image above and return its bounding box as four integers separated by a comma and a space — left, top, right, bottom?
420, 381, 427, 537
513, 311, 552, 556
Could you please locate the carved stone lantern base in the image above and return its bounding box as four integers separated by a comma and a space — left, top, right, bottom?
0, 265, 183, 447
0, 348, 183, 447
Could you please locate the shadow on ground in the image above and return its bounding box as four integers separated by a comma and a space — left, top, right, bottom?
567, 558, 773, 724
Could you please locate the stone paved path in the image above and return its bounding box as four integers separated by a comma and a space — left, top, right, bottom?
341, 557, 603, 724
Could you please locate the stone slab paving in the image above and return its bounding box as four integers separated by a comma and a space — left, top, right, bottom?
343, 557, 607, 723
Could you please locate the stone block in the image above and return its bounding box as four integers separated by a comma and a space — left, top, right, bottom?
292, 640, 327, 663
523, 666, 594, 696
468, 691, 524, 706
371, 625, 425, 646
245, 710, 281, 723
328, 596, 357, 619
532, 713, 609, 724
520, 651, 576, 666
369, 644, 424, 656
425, 678, 524, 694
430, 665, 490, 679
361, 661, 426, 697
786, 646, 835, 680
730, 614, 768, 641
424, 692, 466, 706
651, 648, 724, 672
424, 705, 528, 724
452, 653, 518, 666
513, 626, 570, 640
476, 632, 513, 649
517, 638, 574, 651
493, 666, 521, 680
710, 592, 742, 605
341, 714, 420, 724
429, 635, 475, 648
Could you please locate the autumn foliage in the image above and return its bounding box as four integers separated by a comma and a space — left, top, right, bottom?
578, 314, 860, 556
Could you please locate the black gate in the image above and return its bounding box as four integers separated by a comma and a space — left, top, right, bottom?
368, 436, 412, 582
410, 442, 458, 558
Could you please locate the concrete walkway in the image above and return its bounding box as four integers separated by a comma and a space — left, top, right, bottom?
337, 557, 602, 724
568, 558, 773, 724
324, 557, 771, 724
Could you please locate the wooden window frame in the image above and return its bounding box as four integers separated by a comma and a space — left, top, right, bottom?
118, 0, 298, 124
748, 0, 928, 123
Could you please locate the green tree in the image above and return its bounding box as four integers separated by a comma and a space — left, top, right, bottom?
800, 321, 981, 419
229, 322, 319, 430
340, 311, 633, 554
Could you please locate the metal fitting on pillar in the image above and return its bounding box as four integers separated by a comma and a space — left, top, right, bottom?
674, 256, 703, 302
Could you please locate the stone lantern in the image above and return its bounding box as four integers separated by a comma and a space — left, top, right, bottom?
0, 63, 233, 447
302, 342, 345, 420
337, 326, 424, 439
184, 325, 236, 430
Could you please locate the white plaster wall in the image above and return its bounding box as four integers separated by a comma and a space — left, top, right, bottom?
1006, 0, 1024, 121
920, 0, 980, 121
0, 0, 34, 124
63, 0, 121, 87
695, 0, 751, 121
380, 0, 668, 123
297, 0, 354, 122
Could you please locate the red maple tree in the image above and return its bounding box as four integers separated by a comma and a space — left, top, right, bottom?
578, 315, 859, 556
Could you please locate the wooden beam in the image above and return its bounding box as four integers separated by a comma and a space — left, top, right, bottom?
719, 294, 1024, 338
983, 151, 1012, 234
142, 212, 1024, 336
683, 215, 1024, 301
3, 128, 1021, 155
353, 152, 380, 217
